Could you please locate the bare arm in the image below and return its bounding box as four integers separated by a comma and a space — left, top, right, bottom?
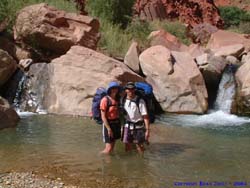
143, 115, 150, 141
101, 110, 113, 137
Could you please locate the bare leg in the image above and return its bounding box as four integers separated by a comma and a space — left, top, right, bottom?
101, 143, 113, 154
136, 144, 144, 154
125, 143, 132, 152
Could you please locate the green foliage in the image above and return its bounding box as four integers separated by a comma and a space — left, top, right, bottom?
238, 22, 250, 34
98, 19, 191, 57
0, 0, 9, 22
86, 0, 135, 28
149, 20, 191, 45
219, 6, 250, 28
98, 19, 132, 58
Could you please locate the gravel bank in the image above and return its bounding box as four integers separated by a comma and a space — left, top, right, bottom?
0, 172, 77, 188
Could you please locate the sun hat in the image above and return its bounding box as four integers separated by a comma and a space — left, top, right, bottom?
125, 82, 135, 89
107, 81, 120, 94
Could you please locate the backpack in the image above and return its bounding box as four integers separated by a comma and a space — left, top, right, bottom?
91, 87, 112, 124
122, 82, 155, 123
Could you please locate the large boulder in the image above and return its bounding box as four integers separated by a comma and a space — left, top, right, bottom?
212, 44, 245, 58
207, 30, 250, 53
0, 49, 17, 87
14, 3, 100, 56
187, 43, 205, 58
0, 97, 20, 129
235, 61, 250, 115
134, 0, 223, 28
139, 45, 208, 114
149, 30, 188, 51
124, 41, 140, 74
39, 46, 144, 116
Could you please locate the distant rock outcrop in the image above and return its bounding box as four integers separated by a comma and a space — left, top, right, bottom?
134, 0, 224, 28
14, 3, 100, 56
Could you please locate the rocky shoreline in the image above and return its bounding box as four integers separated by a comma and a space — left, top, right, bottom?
0, 172, 77, 188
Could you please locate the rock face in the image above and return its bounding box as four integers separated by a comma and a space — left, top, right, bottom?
14, 3, 100, 56
139, 45, 208, 114
0, 97, 20, 129
134, 0, 223, 28
0, 49, 17, 87
40, 46, 143, 116
235, 61, 250, 115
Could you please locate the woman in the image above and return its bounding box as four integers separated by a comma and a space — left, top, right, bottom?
100, 81, 121, 154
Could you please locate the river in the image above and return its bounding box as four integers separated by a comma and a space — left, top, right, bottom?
1, 112, 250, 187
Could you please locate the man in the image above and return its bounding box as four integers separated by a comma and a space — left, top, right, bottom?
122, 82, 150, 154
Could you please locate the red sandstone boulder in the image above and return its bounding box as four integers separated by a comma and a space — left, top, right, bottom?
139, 45, 208, 114
134, 0, 223, 28
207, 30, 250, 52
0, 49, 17, 87
235, 61, 250, 115
14, 3, 100, 55
148, 30, 188, 51
42, 46, 144, 116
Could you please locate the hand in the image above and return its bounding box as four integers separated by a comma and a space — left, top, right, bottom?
108, 128, 113, 138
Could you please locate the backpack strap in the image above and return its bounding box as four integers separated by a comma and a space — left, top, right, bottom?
105, 96, 118, 114
122, 95, 142, 115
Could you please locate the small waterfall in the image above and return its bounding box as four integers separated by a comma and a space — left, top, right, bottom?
12, 70, 47, 114
213, 65, 236, 113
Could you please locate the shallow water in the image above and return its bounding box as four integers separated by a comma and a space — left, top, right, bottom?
1, 113, 250, 187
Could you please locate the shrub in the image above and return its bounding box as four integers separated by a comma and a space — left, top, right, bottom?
0, 0, 8, 22
86, 0, 135, 28
219, 6, 247, 28
98, 19, 132, 58
150, 20, 191, 45
239, 22, 250, 34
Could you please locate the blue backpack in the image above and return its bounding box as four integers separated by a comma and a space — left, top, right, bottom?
91, 87, 112, 124
135, 82, 155, 123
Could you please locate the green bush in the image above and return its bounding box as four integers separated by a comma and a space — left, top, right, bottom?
150, 20, 191, 45
98, 19, 132, 58
219, 6, 248, 28
0, 0, 8, 22
86, 0, 135, 28
239, 22, 250, 34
